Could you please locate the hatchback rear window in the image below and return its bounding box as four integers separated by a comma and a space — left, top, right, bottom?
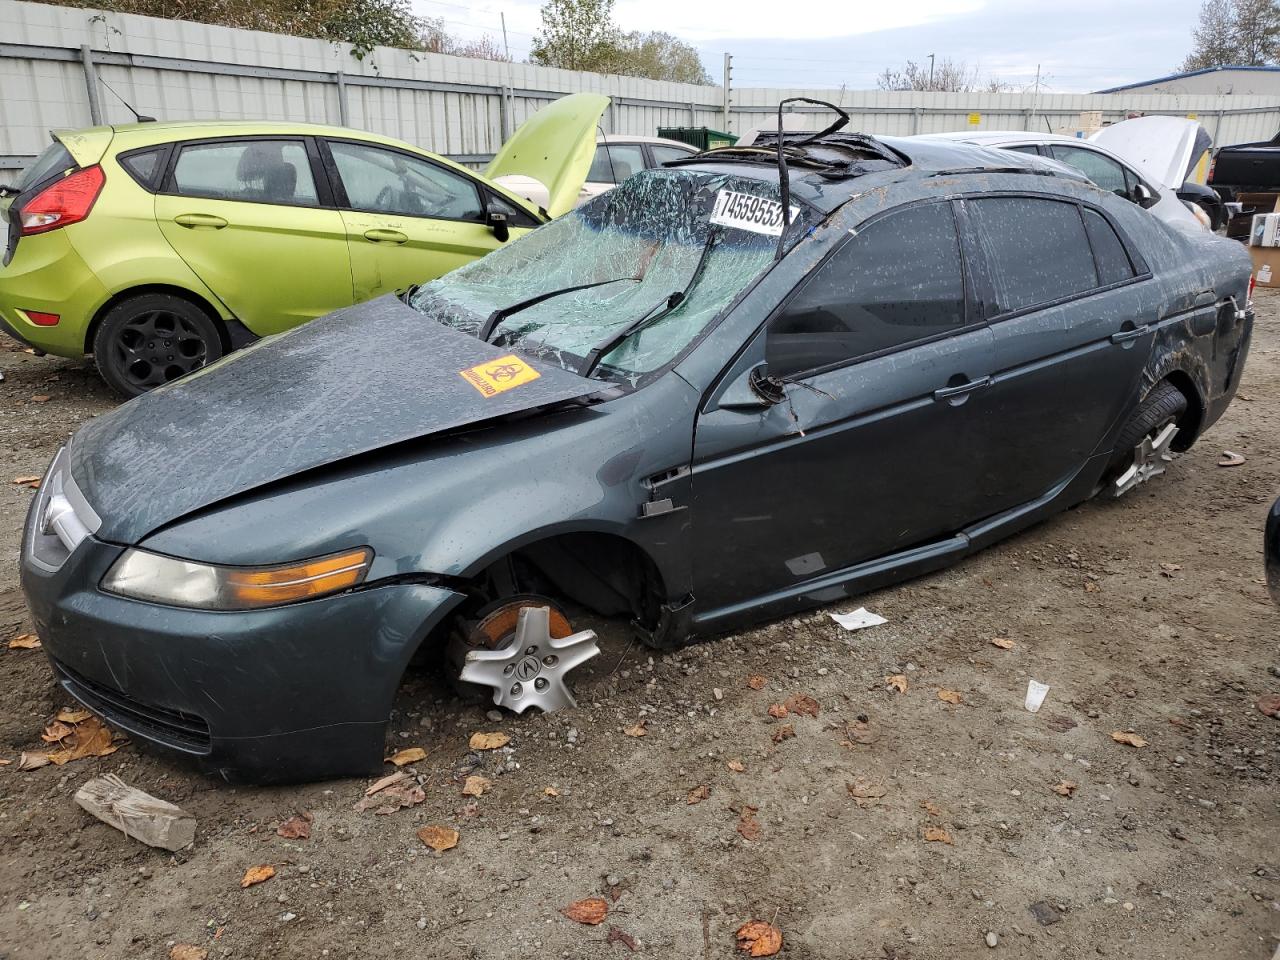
17, 142, 76, 192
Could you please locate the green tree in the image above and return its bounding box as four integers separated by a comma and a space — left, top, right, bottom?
613, 31, 711, 84
529, 0, 621, 73
1181, 0, 1280, 69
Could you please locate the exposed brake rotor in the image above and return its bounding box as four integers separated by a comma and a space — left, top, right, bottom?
452, 598, 600, 714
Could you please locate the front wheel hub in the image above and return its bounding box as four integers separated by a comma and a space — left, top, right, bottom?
1112, 421, 1179, 497
458, 605, 600, 713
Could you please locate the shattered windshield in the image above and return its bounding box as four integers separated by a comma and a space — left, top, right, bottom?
409, 168, 814, 383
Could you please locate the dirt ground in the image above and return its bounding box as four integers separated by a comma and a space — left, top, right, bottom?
0, 295, 1276, 960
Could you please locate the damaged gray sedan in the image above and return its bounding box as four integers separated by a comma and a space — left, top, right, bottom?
21, 115, 1253, 781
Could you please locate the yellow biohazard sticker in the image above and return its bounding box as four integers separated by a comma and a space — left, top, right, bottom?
459, 354, 541, 397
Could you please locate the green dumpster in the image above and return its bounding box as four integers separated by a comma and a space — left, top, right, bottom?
657, 126, 738, 151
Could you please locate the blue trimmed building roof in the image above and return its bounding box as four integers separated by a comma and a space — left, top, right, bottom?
1095, 64, 1280, 94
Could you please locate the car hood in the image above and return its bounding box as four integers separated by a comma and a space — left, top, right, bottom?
484, 93, 609, 218
1090, 116, 1212, 190
69, 296, 601, 544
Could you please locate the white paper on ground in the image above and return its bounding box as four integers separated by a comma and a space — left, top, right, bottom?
1025, 679, 1050, 713
829, 607, 888, 631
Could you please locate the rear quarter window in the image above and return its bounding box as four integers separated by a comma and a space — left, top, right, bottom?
1082, 209, 1137, 286
119, 147, 165, 190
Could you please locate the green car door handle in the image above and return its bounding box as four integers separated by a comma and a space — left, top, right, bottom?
174, 213, 229, 229
363, 228, 408, 244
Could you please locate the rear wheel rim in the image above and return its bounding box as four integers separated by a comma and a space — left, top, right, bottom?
1112, 419, 1179, 497
111, 310, 210, 391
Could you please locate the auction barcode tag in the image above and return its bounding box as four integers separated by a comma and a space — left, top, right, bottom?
709, 190, 799, 237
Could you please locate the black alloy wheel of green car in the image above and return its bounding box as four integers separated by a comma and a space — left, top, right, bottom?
93, 293, 224, 398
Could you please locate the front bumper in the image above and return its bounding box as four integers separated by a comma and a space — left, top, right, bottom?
19, 461, 465, 782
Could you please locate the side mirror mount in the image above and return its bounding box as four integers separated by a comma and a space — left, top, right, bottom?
718, 364, 785, 411
486, 203, 510, 243
1133, 183, 1159, 209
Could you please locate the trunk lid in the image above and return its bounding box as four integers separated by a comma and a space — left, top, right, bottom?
69, 296, 600, 543
484, 93, 609, 218
1090, 116, 1211, 191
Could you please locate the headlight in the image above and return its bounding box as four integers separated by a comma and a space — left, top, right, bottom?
101, 547, 372, 610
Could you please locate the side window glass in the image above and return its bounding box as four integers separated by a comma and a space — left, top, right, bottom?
586, 144, 646, 184
1083, 209, 1137, 286
651, 144, 696, 165
329, 141, 482, 221
1050, 145, 1129, 199
120, 147, 164, 189
1004, 144, 1043, 156
766, 202, 966, 380
969, 197, 1099, 313
171, 140, 318, 205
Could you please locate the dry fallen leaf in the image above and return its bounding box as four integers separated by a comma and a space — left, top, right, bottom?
687, 784, 711, 805
841, 719, 878, 747
885, 674, 908, 694
920, 799, 944, 818
937, 689, 963, 705
387, 746, 427, 766
1052, 780, 1078, 797
240, 865, 275, 888
922, 825, 954, 844
12, 476, 41, 486
560, 896, 609, 925
771, 723, 795, 744
736, 920, 783, 957
354, 780, 425, 815
469, 731, 510, 750
170, 945, 209, 960
736, 806, 762, 841
766, 703, 789, 719
0, 759, 10, 767
847, 778, 888, 808
7, 634, 41, 650
1218, 450, 1246, 467
41, 719, 75, 743
46, 716, 123, 765
1084, 580, 1101, 593
276, 812, 313, 839
30, 394, 51, 403
1110, 731, 1148, 748
746, 675, 767, 690
727, 759, 746, 772
623, 720, 648, 737
607, 926, 638, 952
544, 786, 560, 797
784, 693, 821, 717
54, 707, 91, 724
18, 752, 50, 771
1257, 694, 1280, 718
990, 637, 1016, 650
365, 771, 406, 796
416, 825, 459, 851
462, 775, 491, 798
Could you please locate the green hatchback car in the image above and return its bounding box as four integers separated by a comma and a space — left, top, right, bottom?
0, 94, 608, 396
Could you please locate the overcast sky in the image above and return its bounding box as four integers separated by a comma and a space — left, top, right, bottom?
410, 0, 1207, 92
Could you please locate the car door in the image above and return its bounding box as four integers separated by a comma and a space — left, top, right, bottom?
964, 194, 1155, 516
580, 143, 648, 204
1048, 144, 1137, 202
648, 143, 698, 167
323, 139, 530, 302
690, 200, 999, 610
154, 137, 353, 335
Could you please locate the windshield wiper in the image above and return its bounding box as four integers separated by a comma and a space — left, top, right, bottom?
579, 229, 721, 377
478, 276, 638, 343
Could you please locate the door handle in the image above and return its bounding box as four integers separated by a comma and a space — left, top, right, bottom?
174, 213, 228, 229
933, 376, 991, 402
1109, 325, 1150, 344
363, 228, 408, 244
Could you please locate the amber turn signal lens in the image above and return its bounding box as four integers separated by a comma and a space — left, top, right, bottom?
225, 548, 372, 605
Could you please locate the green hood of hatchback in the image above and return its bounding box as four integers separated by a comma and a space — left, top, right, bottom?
485, 93, 609, 218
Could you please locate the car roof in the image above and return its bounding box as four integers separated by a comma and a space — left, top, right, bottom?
667, 130, 1090, 213
595, 135, 696, 149
102, 120, 431, 154
921, 130, 1101, 148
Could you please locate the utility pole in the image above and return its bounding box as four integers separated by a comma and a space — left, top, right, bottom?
722, 52, 732, 132
927, 53, 935, 88
500, 12, 510, 61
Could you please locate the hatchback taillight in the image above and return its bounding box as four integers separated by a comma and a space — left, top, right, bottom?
20, 166, 105, 236
1248, 273, 1256, 303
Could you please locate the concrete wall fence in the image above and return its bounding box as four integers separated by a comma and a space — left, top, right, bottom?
3, 0, 1280, 182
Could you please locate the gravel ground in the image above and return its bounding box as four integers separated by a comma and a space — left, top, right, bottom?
0, 294, 1277, 960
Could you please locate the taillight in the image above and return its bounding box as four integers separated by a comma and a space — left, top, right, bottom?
20, 166, 105, 236
1207, 157, 1216, 183
1248, 273, 1256, 303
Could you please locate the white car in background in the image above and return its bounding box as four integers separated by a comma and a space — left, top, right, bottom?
494, 135, 698, 213
918, 117, 1212, 230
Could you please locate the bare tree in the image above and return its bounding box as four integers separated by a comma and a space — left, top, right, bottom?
419, 17, 509, 61
1181, 0, 1280, 69
877, 58, 1008, 93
